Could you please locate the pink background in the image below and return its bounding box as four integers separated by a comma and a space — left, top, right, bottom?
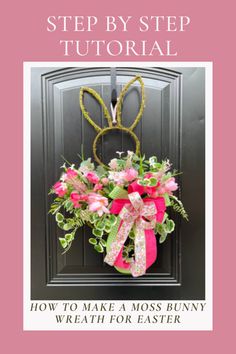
1, 0, 234, 351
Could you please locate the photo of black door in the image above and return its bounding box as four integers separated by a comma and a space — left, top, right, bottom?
30, 66, 205, 300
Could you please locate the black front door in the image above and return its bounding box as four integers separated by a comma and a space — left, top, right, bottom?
31, 66, 205, 300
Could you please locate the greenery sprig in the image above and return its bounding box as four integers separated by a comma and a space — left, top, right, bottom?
170, 195, 189, 221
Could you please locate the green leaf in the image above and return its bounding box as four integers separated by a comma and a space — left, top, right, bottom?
151, 162, 160, 170
148, 177, 157, 187
74, 209, 81, 218
94, 243, 104, 253
88, 238, 97, 245
122, 250, 128, 258
56, 212, 64, 222
80, 158, 94, 170
166, 219, 175, 233
65, 233, 73, 242
63, 223, 73, 231
163, 172, 172, 181
94, 221, 105, 231
129, 230, 135, 240
90, 213, 100, 223
126, 244, 134, 252
109, 214, 117, 226
54, 197, 61, 202
108, 182, 115, 191
163, 212, 168, 223
163, 193, 171, 206
96, 165, 106, 177
99, 239, 107, 247
159, 234, 167, 244
92, 229, 103, 237
58, 222, 65, 229
103, 187, 110, 195
59, 238, 68, 249
138, 178, 149, 186
104, 225, 111, 233
155, 222, 165, 235
104, 219, 111, 227
65, 200, 73, 211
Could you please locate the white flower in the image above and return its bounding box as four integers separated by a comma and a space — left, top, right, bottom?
116, 151, 124, 158
60, 162, 67, 169
127, 150, 134, 157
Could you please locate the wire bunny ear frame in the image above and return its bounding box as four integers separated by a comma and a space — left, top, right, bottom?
79, 75, 145, 167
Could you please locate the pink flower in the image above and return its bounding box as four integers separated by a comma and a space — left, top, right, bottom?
85, 171, 100, 184
123, 168, 138, 182
165, 177, 178, 192
70, 191, 88, 208
159, 177, 178, 195
79, 194, 89, 201
93, 183, 103, 192
63, 168, 78, 181
109, 168, 137, 185
53, 181, 67, 197
101, 177, 109, 185
88, 193, 110, 216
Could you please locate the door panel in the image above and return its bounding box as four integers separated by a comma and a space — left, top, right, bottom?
31, 67, 205, 299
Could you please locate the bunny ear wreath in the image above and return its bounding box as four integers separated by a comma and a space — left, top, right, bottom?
79, 75, 145, 167
50, 74, 188, 278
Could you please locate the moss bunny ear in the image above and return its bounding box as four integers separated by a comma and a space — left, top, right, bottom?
116, 75, 145, 130
80, 87, 113, 132
79, 76, 145, 167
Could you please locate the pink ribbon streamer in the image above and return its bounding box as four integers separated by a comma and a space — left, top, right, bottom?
104, 191, 165, 277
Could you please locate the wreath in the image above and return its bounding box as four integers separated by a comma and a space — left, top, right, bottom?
49, 76, 188, 277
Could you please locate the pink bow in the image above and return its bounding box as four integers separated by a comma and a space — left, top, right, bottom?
104, 191, 166, 277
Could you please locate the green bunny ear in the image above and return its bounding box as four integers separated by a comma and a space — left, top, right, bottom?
80, 87, 113, 132
116, 75, 145, 130
79, 77, 144, 167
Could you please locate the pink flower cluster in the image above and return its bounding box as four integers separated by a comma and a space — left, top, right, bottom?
53, 181, 67, 197
87, 193, 109, 216
70, 191, 88, 208
128, 173, 178, 198
145, 172, 178, 197
53, 167, 110, 216
108, 167, 138, 185
158, 177, 178, 195
69, 191, 109, 215
85, 171, 104, 192
53, 168, 79, 196
85, 171, 99, 184
52, 159, 178, 218
63, 168, 78, 181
